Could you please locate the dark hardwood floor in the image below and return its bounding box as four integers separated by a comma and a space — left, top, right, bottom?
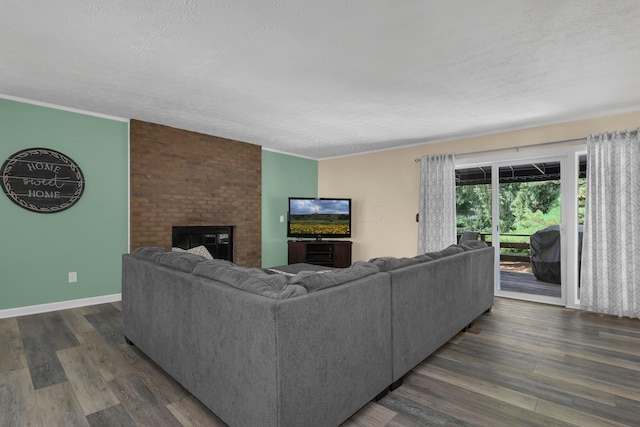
1, 297, 638, 426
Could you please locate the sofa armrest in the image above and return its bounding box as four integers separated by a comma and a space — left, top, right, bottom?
389, 247, 494, 382
123, 254, 280, 426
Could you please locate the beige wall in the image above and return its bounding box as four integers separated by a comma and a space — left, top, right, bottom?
319, 111, 640, 262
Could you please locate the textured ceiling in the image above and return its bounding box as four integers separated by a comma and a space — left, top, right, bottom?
2, 1, 640, 159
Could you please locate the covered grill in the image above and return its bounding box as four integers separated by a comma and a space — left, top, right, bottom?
530, 225, 584, 284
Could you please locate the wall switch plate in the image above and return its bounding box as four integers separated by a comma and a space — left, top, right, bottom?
68, 272, 77, 283
280, 215, 284, 223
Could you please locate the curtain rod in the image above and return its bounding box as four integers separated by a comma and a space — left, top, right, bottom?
414, 137, 586, 162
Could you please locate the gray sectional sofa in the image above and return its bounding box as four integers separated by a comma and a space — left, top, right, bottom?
122, 242, 494, 427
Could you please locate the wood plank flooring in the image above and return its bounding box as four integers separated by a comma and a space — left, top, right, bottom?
1, 298, 638, 426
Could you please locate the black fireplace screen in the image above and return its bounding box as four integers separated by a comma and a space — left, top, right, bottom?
172, 226, 234, 262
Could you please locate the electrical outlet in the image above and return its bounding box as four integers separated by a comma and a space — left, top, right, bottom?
68, 272, 77, 283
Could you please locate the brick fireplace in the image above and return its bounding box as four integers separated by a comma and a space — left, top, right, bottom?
129, 120, 261, 267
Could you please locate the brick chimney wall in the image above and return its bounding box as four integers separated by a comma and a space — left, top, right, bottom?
129, 120, 262, 267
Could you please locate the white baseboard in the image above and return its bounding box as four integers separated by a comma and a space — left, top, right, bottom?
0, 294, 122, 319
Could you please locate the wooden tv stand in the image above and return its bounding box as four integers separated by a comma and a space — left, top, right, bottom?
288, 240, 352, 268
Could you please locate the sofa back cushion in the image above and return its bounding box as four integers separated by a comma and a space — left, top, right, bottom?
413, 254, 434, 263
439, 244, 466, 257
132, 246, 169, 260
132, 246, 206, 273
461, 240, 489, 251
417, 244, 465, 259
193, 263, 307, 299
289, 261, 380, 292
192, 258, 236, 272
156, 252, 208, 272
368, 256, 421, 272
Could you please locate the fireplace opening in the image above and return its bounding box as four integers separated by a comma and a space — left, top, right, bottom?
172, 226, 234, 262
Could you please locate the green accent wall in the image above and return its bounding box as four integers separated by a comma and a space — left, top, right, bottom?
261, 150, 317, 267
0, 98, 129, 310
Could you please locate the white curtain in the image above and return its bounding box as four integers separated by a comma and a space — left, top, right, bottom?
417, 154, 456, 253
580, 129, 640, 318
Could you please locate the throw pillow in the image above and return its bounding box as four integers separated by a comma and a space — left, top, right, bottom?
172, 245, 214, 260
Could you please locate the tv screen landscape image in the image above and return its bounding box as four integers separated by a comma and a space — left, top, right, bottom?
288, 197, 351, 239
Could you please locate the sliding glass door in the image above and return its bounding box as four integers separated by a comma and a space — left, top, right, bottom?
456, 147, 586, 307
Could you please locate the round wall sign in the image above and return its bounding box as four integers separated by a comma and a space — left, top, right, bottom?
1, 148, 85, 213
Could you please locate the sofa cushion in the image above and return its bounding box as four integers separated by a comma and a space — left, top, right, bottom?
368, 256, 420, 272
265, 263, 336, 275
172, 245, 214, 260
155, 251, 208, 273
194, 264, 307, 299
290, 261, 380, 292
413, 254, 434, 263
132, 246, 169, 261
461, 240, 488, 251
275, 284, 308, 299
264, 268, 297, 277
438, 244, 465, 257
421, 251, 443, 260
192, 259, 243, 282
194, 258, 237, 272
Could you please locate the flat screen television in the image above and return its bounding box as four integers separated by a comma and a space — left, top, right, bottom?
287, 197, 351, 240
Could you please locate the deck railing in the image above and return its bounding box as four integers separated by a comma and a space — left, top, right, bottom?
462, 232, 531, 262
